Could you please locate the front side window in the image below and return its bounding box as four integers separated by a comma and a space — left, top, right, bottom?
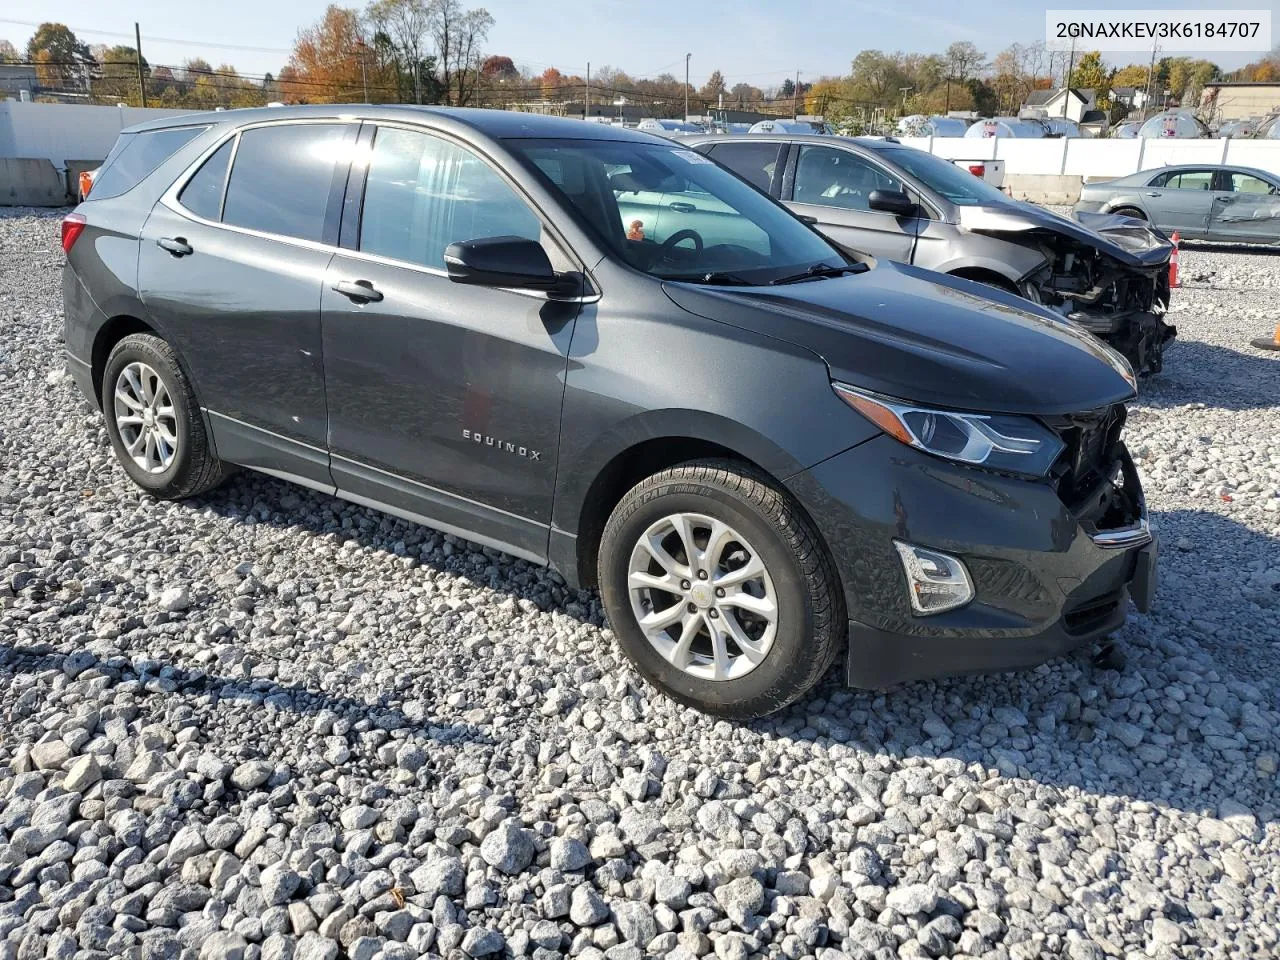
707, 141, 781, 192
221, 123, 348, 243
359, 126, 541, 269
794, 145, 904, 210
178, 139, 234, 221
510, 138, 841, 284
877, 146, 1008, 207
1228, 172, 1278, 195
92, 126, 207, 201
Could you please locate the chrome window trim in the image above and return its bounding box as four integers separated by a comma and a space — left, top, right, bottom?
158, 115, 602, 303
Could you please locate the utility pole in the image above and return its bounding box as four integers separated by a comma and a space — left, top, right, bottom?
685, 54, 691, 122
585, 61, 590, 119
358, 40, 369, 101
794, 69, 801, 119
1063, 38, 1076, 118
1143, 42, 1159, 120
134, 23, 147, 108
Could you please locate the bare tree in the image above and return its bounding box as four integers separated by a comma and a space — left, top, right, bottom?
450, 7, 493, 105
368, 0, 435, 103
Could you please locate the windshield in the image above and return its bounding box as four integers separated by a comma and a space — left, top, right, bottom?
508, 138, 844, 283
879, 146, 1010, 206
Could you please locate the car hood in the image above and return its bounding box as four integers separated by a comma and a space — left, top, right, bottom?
957, 201, 1172, 267
663, 260, 1137, 416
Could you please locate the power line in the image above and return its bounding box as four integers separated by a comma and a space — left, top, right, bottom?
0, 17, 291, 54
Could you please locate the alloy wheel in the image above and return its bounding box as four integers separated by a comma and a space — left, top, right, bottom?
113, 361, 178, 474
627, 512, 778, 681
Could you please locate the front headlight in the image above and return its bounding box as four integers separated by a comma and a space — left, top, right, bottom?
833, 383, 1066, 478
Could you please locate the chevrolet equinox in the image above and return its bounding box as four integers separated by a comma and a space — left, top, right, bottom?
62, 106, 1158, 718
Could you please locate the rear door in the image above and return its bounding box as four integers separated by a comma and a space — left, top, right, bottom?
1207, 170, 1280, 242
138, 120, 356, 486
1141, 169, 1215, 237
783, 142, 921, 261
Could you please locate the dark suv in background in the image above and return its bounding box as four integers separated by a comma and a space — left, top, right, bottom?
62, 106, 1157, 718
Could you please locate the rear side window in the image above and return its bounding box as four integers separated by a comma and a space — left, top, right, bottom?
178, 139, 234, 221
221, 124, 348, 242
706, 141, 781, 192
91, 126, 207, 200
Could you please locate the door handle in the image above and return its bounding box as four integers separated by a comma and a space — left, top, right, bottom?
1143, 191, 1161, 197
331, 279, 384, 303
1214, 195, 1235, 203
156, 236, 192, 257
796, 214, 819, 224
668, 201, 696, 213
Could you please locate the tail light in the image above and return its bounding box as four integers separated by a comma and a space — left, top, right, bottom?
967, 164, 985, 178
61, 213, 87, 254
78, 170, 94, 199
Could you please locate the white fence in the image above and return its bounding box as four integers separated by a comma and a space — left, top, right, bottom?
0, 101, 199, 169
897, 134, 1280, 180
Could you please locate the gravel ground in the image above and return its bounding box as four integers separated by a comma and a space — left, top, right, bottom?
2, 207, 1279, 960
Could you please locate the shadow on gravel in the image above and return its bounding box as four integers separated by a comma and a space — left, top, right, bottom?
1139, 338, 1280, 411
1178, 240, 1280, 257
161, 468, 1280, 813
0, 642, 492, 747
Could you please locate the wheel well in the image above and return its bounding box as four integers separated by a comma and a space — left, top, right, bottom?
948, 268, 1020, 294
1109, 205, 1146, 220
92, 315, 156, 404
574, 437, 757, 588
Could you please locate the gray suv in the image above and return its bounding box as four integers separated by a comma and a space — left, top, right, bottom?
62, 106, 1157, 718
687, 134, 1177, 375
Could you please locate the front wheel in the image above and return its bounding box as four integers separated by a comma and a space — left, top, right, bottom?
101, 333, 227, 500
598, 460, 844, 719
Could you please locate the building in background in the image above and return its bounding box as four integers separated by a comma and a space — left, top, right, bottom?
0, 64, 38, 100
1200, 82, 1280, 124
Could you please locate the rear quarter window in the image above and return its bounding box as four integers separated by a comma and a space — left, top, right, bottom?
90, 126, 208, 201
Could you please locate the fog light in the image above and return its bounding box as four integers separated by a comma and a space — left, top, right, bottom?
893, 540, 974, 616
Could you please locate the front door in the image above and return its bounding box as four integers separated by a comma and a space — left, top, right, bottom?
1208, 169, 1280, 242
320, 123, 582, 562
138, 121, 355, 486
784, 143, 921, 261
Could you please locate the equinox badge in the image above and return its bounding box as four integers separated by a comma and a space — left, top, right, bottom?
463, 429, 542, 461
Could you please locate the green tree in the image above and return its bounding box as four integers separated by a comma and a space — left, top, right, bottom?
25, 22, 91, 89
1068, 50, 1112, 110
94, 45, 148, 105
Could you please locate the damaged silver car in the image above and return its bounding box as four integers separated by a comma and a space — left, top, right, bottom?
687, 133, 1176, 375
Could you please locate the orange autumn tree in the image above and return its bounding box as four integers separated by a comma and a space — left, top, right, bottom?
284, 5, 392, 102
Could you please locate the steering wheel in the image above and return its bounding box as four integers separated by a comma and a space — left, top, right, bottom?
658, 228, 704, 261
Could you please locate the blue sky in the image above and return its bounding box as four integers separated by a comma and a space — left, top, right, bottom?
5, 1, 1277, 85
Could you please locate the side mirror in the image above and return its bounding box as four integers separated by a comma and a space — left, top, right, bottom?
444, 236, 559, 289
868, 189, 917, 217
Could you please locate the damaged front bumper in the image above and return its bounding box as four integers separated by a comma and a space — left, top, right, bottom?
961, 205, 1178, 376
1067, 307, 1177, 376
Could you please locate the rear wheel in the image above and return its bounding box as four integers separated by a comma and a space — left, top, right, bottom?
598, 459, 843, 719
101, 333, 227, 500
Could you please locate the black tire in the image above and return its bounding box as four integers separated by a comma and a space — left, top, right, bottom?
598, 459, 844, 719
1111, 206, 1147, 221
101, 333, 227, 500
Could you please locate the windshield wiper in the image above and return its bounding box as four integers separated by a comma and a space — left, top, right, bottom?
770, 262, 869, 285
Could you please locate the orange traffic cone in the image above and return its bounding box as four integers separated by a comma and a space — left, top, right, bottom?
1251, 322, 1280, 351
1168, 231, 1180, 288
